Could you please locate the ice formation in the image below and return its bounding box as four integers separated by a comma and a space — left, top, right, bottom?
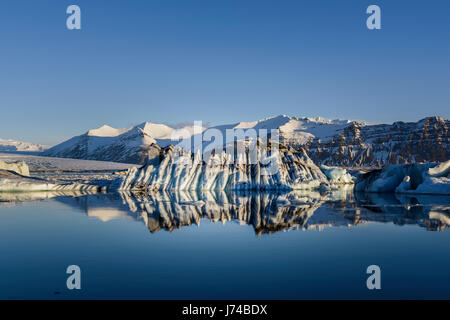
0, 171, 101, 192
114, 142, 329, 191
0, 152, 136, 172
0, 159, 100, 192
320, 165, 354, 184
355, 160, 450, 195
0, 160, 30, 176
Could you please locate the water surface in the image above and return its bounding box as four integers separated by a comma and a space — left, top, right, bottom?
0, 190, 449, 299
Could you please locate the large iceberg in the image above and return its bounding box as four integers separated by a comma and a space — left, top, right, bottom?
355, 160, 450, 195
114, 142, 329, 191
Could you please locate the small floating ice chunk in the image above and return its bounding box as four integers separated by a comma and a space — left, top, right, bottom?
320, 165, 354, 184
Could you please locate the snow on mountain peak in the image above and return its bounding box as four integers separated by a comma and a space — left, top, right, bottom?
18, 114, 448, 167
87, 125, 129, 137
137, 122, 176, 140
0, 139, 50, 152
43, 115, 355, 164
135, 122, 206, 140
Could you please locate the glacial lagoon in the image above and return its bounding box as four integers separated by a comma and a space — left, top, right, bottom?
0, 189, 449, 299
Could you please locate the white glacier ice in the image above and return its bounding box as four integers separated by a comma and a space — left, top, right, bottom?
0, 159, 100, 192
0, 160, 30, 176
0, 152, 137, 172
355, 160, 450, 195
0, 170, 101, 192
320, 165, 354, 184
113, 143, 329, 191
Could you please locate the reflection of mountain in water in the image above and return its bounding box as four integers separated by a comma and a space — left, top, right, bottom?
0, 190, 97, 204
42, 189, 450, 234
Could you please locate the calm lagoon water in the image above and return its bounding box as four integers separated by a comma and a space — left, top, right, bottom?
0, 190, 449, 299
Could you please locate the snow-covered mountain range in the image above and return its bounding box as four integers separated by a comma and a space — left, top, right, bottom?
305, 116, 449, 167
42, 115, 449, 167
0, 139, 49, 153
43, 122, 205, 164
43, 116, 351, 164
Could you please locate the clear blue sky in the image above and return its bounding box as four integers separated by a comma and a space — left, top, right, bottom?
0, 0, 449, 145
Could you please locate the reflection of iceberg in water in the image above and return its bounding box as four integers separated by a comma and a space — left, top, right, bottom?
139, 191, 327, 234
350, 192, 450, 231
1, 189, 448, 233
48, 189, 450, 234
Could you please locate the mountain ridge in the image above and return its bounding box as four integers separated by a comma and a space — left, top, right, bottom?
0, 138, 50, 153
42, 115, 449, 167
